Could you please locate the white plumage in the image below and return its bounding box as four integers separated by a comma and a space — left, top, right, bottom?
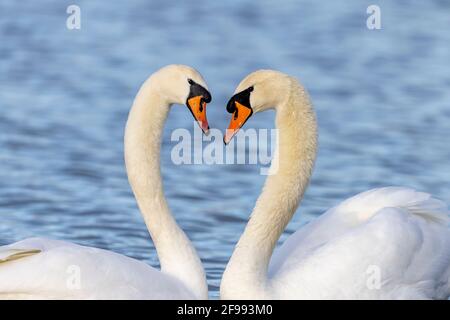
0, 238, 194, 299
220, 70, 450, 300
269, 187, 450, 299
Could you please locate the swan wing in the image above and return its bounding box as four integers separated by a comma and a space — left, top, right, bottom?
269, 187, 450, 299
0, 238, 195, 299
0, 249, 41, 263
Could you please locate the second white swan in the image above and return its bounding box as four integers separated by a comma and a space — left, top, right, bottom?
221, 70, 450, 299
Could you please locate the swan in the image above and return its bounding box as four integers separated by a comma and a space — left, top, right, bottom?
221, 70, 450, 299
0, 64, 212, 299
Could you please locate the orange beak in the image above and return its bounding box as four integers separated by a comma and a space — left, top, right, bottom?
224, 101, 253, 144
187, 95, 209, 134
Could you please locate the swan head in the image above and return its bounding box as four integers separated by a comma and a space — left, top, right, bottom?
152, 65, 212, 134
224, 70, 291, 144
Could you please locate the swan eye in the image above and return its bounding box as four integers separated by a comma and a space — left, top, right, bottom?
188, 79, 195, 85
248, 86, 254, 92
226, 99, 237, 113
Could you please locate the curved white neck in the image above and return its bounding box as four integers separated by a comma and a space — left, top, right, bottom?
124, 78, 207, 299
221, 79, 317, 299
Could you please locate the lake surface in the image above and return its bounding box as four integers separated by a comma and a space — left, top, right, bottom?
0, 1, 449, 298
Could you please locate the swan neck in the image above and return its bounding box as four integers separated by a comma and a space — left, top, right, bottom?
124, 79, 207, 299
222, 79, 317, 299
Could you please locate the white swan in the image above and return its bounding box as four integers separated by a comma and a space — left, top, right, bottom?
0, 65, 212, 299
221, 70, 450, 299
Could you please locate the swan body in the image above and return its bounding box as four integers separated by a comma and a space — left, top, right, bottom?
0, 238, 195, 299
221, 70, 450, 299
268, 187, 450, 299
0, 65, 211, 299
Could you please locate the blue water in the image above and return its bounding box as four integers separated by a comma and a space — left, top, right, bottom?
0, 1, 449, 298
